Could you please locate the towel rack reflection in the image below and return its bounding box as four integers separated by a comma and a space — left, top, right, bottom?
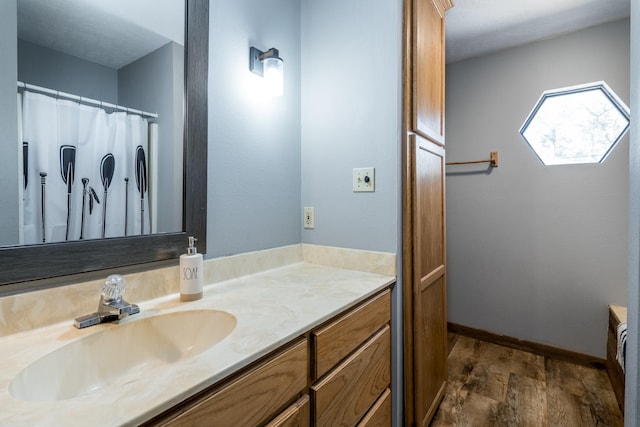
446, 151, 498, 168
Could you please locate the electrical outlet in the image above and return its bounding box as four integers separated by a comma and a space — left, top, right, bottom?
304, 207, 315, 229
353, 167, 375, 192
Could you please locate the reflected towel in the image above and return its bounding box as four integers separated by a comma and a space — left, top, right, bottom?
616, 322, 627, 372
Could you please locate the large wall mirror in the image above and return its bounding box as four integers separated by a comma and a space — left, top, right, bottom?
0, 0, 208, 290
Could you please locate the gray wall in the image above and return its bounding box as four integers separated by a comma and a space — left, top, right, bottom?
207, 0, 302, 257
207, 2, 403, 423
446, 19, 630, 358
118, 42, 184, 234
300, 0, 401, 254
18, 39, 118, 103
626, 3, 639, 423
0, 0, 19, 246
299, 1, 402, 424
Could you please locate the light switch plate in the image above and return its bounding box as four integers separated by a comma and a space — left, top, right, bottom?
353, 167, 375, 192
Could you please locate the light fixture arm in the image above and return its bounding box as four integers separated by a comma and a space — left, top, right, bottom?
259, 48, 281, 62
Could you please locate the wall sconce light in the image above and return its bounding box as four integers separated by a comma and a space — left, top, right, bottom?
250, 46, 284, 97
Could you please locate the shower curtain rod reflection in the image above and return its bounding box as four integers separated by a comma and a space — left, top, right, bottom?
17, 81, 158, 119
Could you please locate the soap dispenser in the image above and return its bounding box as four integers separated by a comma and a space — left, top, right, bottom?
180, 236, 204, 301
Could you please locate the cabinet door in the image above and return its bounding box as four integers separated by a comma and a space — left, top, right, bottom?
312, 326, 391, 427
313, 290, 390, 379
411, 134, 447, 426
158, 339, 308, 427
404, 0, 451, 423
357, 388, 391, 427
412, 0, 446, 145
266, 395, 310, 427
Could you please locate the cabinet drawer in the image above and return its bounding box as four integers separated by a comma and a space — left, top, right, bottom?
357, 388, 391, 427
266, 395, 310, 427
161, 339, 308, 427
313, 290, 390, 378
312, 326, 391, 427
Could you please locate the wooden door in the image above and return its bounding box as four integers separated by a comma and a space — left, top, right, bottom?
403, 0, 452, 425
412, 0, 447, 145
411, 134, 447, 426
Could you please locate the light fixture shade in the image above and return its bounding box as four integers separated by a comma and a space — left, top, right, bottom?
249, 47, 284, 97
263, 56, 283, 97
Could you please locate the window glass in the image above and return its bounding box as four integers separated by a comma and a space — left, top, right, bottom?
520, 82, 629, 165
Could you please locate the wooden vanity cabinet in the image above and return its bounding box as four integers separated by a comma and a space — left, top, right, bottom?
147, 339, 309, 427
313, 290, 391, 379
266, 395, 310, 427
358, 388, 392, 427
311, 289, 392, 427
145, 287, 393, 427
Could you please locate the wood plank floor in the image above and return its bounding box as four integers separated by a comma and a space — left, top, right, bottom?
430, 334, 623, 427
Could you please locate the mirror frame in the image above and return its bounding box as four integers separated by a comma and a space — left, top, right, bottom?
0, 0, 208, 289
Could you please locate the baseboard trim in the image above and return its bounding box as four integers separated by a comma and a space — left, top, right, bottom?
448, 322, 606, 370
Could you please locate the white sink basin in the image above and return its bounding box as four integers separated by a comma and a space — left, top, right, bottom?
9, 309, 236, 402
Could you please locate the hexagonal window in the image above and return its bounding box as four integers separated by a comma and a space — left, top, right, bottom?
520, 81, 629, 165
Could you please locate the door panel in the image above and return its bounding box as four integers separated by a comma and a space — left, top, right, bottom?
413, 0, 445, 144
416, 143, 444, 275
417, 277, 447, 426
412, 134, 447, 426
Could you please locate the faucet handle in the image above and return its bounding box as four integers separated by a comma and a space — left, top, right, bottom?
101, 274, 126, 302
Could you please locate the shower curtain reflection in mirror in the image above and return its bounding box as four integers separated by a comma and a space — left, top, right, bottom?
19, 90, 156, 244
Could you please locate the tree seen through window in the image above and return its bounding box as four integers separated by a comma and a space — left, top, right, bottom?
520, 82, 629, 165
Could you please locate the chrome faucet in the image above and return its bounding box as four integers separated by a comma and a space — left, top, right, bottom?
74, 274, 140, 329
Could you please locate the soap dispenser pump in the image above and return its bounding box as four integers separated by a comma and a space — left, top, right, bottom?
180, 236, 203, 301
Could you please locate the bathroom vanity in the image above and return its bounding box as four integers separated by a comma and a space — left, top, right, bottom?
146, 289, 392, 426
0, 245, 395, 427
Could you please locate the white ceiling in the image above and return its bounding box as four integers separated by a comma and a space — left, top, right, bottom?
446, 0, 631, 63
17, 0, 184, 69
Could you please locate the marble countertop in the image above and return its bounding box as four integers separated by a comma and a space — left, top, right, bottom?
0, 262, 395, 426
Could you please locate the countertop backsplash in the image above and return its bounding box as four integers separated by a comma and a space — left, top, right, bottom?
0, 244, 395, 337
